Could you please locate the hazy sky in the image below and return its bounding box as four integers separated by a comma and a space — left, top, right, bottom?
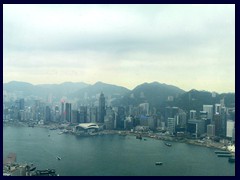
3, 4, 235, 93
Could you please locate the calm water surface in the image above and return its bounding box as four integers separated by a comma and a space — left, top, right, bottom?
3, 126, 235, 176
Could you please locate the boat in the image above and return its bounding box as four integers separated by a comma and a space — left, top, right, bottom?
56, 156, 61, 160
155, 162, 163, 165
136, 134, 142, 140
30, 166, 36, 171
215, 151, 230, 154
228, 157, 235, 163
35, 169, 56, 175
164, 142, 172, 147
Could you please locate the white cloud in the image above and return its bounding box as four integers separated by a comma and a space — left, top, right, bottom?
3, 4, 235, 93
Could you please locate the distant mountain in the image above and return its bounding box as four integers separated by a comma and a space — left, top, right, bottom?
171, 89, 235, 113
112, 82, 185, 107
37, 82, 89, 98
3, 81, 235, 111
3, 81, 89, 99
3, 81, 34, 91
3, 81, 43, 97
71, 81, 130, 99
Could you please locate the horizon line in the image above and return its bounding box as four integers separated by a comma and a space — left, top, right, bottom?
3, 80, 235, 94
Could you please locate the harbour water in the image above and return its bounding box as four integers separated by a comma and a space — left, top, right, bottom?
3, 126, 235, 176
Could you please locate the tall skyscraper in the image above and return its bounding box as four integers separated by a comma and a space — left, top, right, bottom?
61, 101, 65, 121
104, 106, 115, 130
71, 110, 79, 124
167, 118, 175, 134
226, 120, 235, 138
203, 105, 213, 121
19, 98, 24, 110
139, 103, 149, 116
45, 106, 51, 123
214, 114, 221, 136
207, 124, 215, 137
220, 98, 225, 107
215, 104, 221, 114
116, 106, 125, 129
178, 109, 187, 128
220, 109, 227, 137
189, 110, 196, 120
79, 106, 87, 123
90, 106, 98, 123
98, 92, 106, 123
165, 107, 179, 124
199, 111, 208, 119
66, 103, 72, 123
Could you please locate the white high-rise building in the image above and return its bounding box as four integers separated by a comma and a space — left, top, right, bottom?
226, 120, 235, 138
203, 105, 213, 120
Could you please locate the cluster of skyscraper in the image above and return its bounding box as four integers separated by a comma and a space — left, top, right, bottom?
3, 92, 235, 142
186, 102, 235, 141
59, 92, 106, 124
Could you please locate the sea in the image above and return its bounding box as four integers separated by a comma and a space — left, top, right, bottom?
3, 126, 235, 176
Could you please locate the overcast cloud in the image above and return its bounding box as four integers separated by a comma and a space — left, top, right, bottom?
3, 4, 235, 93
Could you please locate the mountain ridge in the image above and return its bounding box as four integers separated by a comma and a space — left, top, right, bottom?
3, 81, 235, 108
3, 80, 235, 94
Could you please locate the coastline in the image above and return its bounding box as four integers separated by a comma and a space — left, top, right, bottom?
3, 122, 234, 155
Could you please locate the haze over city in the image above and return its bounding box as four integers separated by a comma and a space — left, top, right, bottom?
3, 4, 235, 93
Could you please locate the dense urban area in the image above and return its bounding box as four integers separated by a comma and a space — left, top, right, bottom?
3, 82, 235, 176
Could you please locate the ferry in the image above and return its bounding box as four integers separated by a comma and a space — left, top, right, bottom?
30, 166, 36, 171
214, 151, 230, 154
56, 156, 61, 160
155, 162, 163, 165
164, 142, 172, 147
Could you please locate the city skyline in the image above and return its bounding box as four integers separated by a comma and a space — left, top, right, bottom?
3, 4, 235, 93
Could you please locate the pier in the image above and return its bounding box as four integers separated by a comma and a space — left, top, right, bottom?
214, 151, 231, 154
217, 154, 233, 157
